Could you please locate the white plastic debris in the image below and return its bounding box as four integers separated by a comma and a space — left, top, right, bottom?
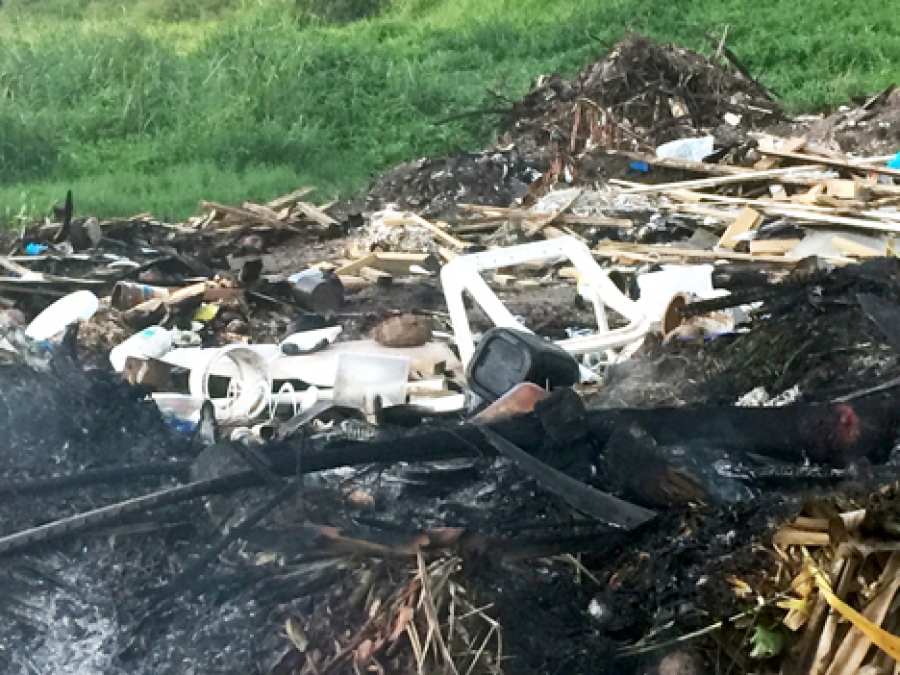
26, 290, 99, 342
635, 264, 728, 323
656, 136, 715, 162
109, 326, 172, 371
440, 237, 649, 372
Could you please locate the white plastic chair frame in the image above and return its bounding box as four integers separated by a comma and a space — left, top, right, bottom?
440, 237, 650, 368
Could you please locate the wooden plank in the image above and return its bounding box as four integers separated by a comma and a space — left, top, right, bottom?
764, 206, 900, 234
241, 201, 284, 221
606, 150, 746, 176
719, 208, 763, 249
456, 205, 631, 228
559, 213, 633, 227
791, 184, 827, 204
749, 239, 801, 255
265, 187, 315, 210
199, 200, 286, 228
359, 266, 392, 285
542, 225, 571, 239
0, 256, 43, 279
437, 247, 459, 263
754, 136, 807, 170
831, 236, 885, 258
618, 166, 826, 195
293, 201, 337, 227
334, 254, 378, 277
380, 213, 470, 250
595, 242, 798, 264
666, 189, 900, 225
759, 148, 900, 178
338, 275, 373, 290
523, 188, 583, 236
826, 179, 861, 199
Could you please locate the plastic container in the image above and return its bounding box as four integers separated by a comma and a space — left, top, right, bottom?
466, 328, 580, 402
887, 151, 900, 170
26, 290, 100, 342
109, 326, 173, 372
288, 269, 344, 316
333, 352, 409, 414
187, 344, 271, 421
111, 281, 170, 311
151, 394, 204, 433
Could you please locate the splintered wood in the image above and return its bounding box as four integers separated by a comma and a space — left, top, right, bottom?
769, 504, 900, 675
192, 187, 335, 233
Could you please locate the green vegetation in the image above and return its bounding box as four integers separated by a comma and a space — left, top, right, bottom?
2, 0, 900, 222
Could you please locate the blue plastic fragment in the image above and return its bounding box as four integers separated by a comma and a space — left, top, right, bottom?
630, 161, 650, 173
163, 416, 197, 435
887, 151, 900, 170
25, 243, 49, 256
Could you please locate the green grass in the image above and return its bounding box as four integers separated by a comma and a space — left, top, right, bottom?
2, 0, 900, 222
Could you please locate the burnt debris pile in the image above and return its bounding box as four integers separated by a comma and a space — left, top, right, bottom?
4, 33, 900, 675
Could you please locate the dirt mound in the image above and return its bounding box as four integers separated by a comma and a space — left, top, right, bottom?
502, 33, 781, 159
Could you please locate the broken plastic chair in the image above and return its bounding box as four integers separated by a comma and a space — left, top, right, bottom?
440, 236, 650, 369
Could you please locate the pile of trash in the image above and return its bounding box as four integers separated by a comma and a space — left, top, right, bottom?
501, 32, 780, 162
7, 33, 900, 675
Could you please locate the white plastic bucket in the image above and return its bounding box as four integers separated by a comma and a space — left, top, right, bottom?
188, 344, 271, 421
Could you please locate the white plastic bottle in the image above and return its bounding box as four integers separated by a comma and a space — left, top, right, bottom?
109, 326, 173, 372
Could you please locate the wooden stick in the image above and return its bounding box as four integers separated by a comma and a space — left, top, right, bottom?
524, 188, 583, 236
604, 150, 746, 176
293, 201, 337, 227
618, 166, 826, 195
265, 186, 315, 210
666, 189, 900, 226
759, 149, 900, 178
750, 239, 801, 255
824, 553, 900, 675
754, 136, 807, 170
763, 206, 900, 233
831, 236, 885, 258
718, 208, 763, 249
200, 200, 286, 228
594, 242, 797, 264
380, 213, 470, 250
241, 201, 284, 221
457, 204, 631, 227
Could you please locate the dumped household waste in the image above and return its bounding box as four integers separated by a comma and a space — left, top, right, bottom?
7, 33, 900, 675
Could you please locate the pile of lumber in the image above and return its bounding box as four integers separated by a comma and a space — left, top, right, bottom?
190, 187, 338, 234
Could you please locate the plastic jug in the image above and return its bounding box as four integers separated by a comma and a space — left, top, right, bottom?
109, 326, 173, 372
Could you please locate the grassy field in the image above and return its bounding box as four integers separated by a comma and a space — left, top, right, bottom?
2, 0, 899, 223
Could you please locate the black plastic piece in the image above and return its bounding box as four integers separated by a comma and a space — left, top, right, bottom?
466, 327, 580, 402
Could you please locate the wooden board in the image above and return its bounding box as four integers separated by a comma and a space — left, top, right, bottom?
523, 188, 583, 236
619, 166, 825, 195
335, 252, 436, 277
831, 236, 885, 258
717, 208, 763, 249
759, 148, 900, 178
749, 239, 801, 255
754, 136, 807, 170
826, 179, 861, 199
